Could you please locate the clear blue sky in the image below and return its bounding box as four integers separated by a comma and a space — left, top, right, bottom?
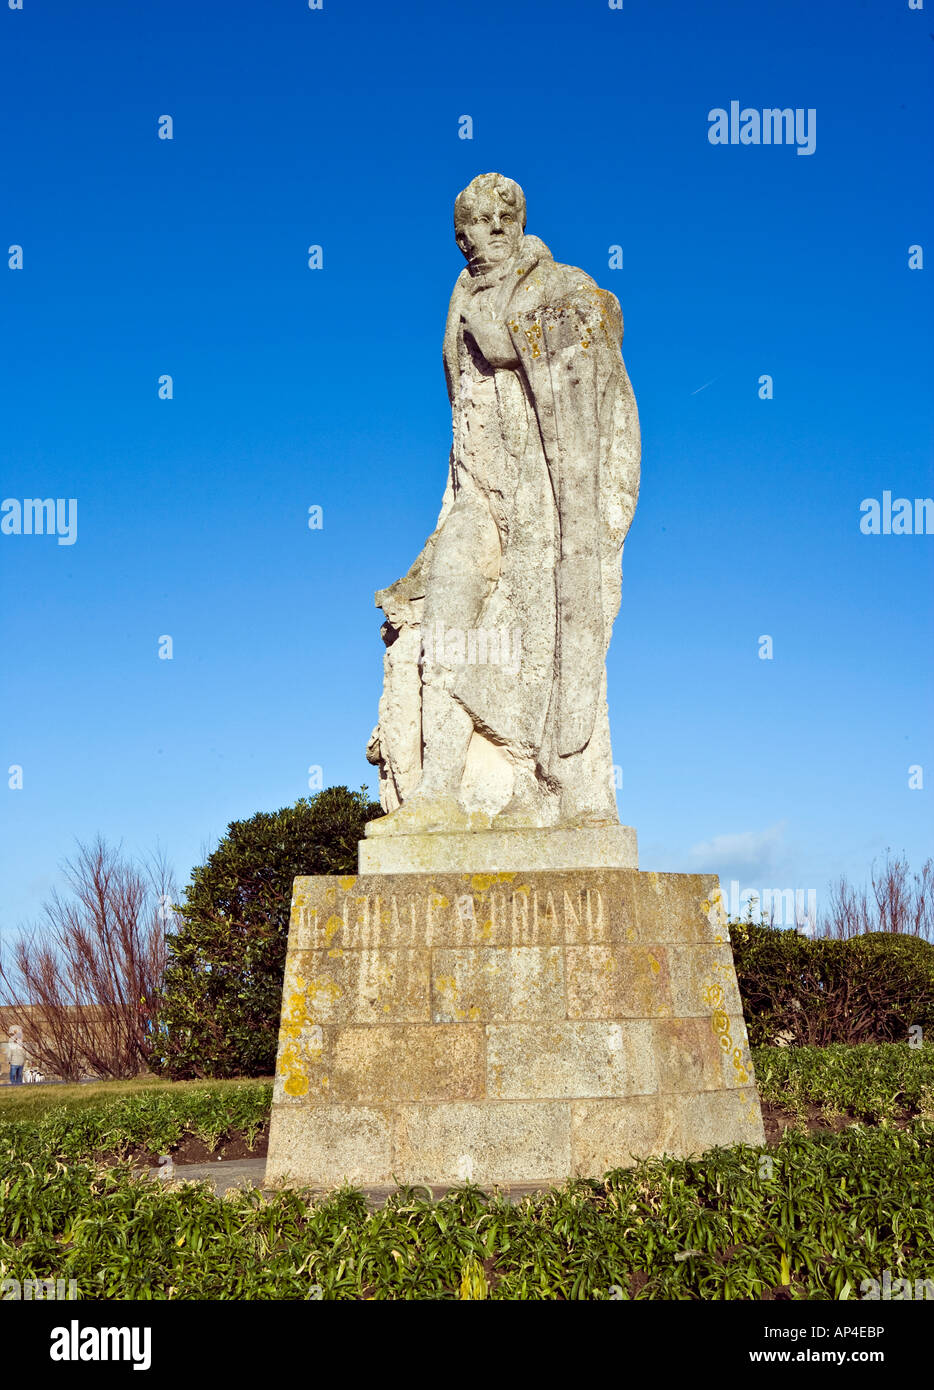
1, 0, 931, 936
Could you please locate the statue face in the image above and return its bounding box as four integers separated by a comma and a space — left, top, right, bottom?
456, 192, 523, 272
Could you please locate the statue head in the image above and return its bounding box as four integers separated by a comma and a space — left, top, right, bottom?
454, 173, 526, 274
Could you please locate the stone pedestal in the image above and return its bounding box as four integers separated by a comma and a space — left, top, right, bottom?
358, 824, 638, 875
266, 868, 766, 1187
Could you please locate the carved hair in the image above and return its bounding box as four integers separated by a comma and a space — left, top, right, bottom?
454, 173, 527, 236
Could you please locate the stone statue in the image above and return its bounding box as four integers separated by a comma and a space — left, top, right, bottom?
366, 173, 640, 837
272, 232, 764, 1183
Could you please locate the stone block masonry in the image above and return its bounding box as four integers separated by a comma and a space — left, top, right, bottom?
265, 869, 765, 1187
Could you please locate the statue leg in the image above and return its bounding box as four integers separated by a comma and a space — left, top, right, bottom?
418, 487, 500, 792
558, 680, 618, 824
538, 666, 619, 826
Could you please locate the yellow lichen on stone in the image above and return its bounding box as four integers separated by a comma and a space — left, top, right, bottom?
467, 871, 516, 892
280, 987, 307, 1040
324, 915, 343, 943
711, 1009, 732, 1049
732, 1048, 750, 1085
435, 973, 466, 1022
278, 1038, 309, 1097
306, 975, 343, 1018
303, 1026, 325, 1063
339, 875, 356, 891
524, 320, 543, 358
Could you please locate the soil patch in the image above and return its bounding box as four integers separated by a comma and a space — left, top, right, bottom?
760, 1101, 917, 1146
97, 1123, 269, 1168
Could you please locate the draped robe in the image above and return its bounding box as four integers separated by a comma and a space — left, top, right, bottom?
368, 233, 640, 823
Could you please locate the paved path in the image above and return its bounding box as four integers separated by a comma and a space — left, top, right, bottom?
141, 1159, 555, 1205
142, 1158, 268, 1196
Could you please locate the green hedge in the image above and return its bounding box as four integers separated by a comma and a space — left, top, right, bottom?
731, 922, 934, 1047
155, 787, 382, 1079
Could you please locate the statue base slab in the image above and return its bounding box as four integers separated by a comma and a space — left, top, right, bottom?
357, 824, 638, 875
266, 869, 766, 1188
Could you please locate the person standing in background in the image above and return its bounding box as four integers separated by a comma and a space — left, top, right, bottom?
9, 1029, 25, 1085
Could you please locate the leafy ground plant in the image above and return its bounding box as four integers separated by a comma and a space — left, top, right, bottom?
0, 1081, 272, 1163
752, 1042, 934, 1126
1, 1121, 932, 1299
0, 1075, 272, 1124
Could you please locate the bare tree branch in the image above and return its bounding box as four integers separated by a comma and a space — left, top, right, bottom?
820, 853, 933, 942
0, 837, 172, 1080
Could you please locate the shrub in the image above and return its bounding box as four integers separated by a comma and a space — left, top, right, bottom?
154, 787, 381, 1078
731, 920, 934, 1047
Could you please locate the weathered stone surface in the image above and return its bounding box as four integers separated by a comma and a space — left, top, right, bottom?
570, 1087, 766, 1173
649, 1016, 725, 1093
487, 1020, 657, 1099
656, 1086, 766, 1153
266, 868, 765, 1187
265, 1105, 393, 1186
272, 1023, 486, 1106
359, 824, 637, 874
667, 943, 745, 1017
566, 944, 672, 1019
279, 948, 431, 1026
629, 872, 724, 943
364, 173, 640, 838
288, 869, 716, 951
432, 946, 564, 1022
392, 1102, 572, 1185
329, 1025, 485, 1103
570, 1096, 663, 1170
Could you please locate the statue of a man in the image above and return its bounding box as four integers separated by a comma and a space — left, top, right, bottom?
366, 173, 640, 835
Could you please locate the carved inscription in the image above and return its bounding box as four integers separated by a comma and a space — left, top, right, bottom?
298, 887, 610, 949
